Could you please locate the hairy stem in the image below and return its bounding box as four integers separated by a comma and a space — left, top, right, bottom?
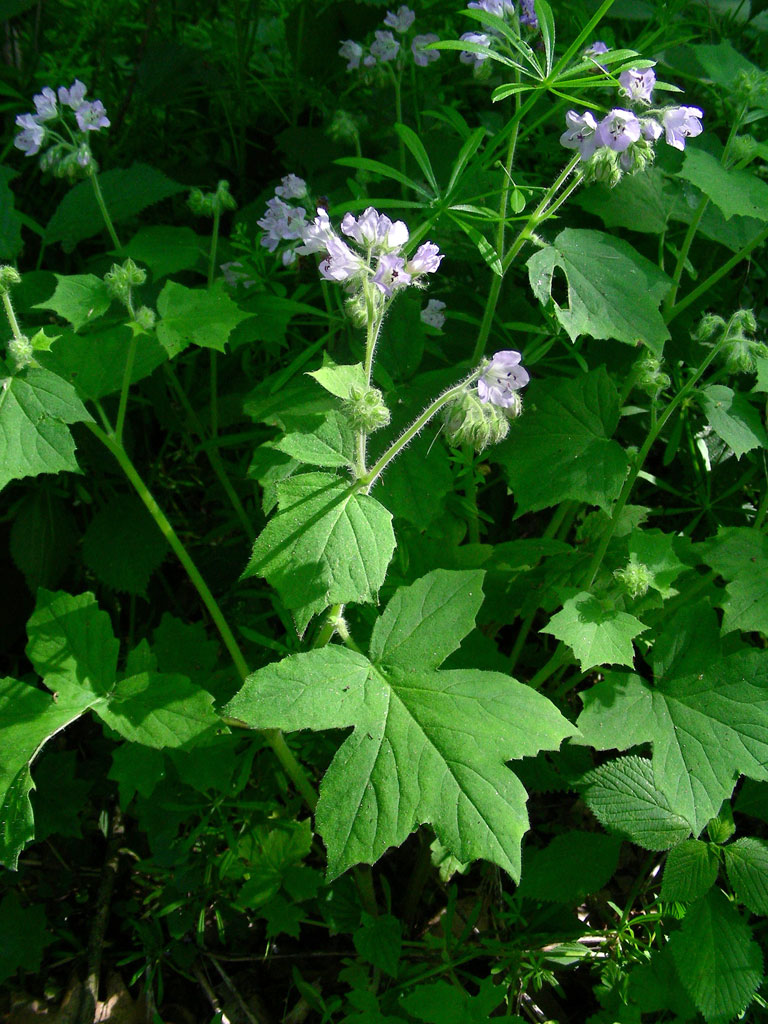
88, 169, 121, 250
85, 421, 318, 810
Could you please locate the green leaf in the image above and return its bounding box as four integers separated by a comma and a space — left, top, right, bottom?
108, 744, 166, 806
224, 570, 576, 880
156, 279, 251, 356
36, 324, 168, 401
0, 364, 93, 492
721, 567, 768, 637
492, 368, 629, 514
580, 755, 692, 851
0, 890, 52, 982
724, 838, 768, 915
242, 471, 395, 634
45, 162, 185, 249
400, 978, 514, 1024
518, 831, 621, 902
26, 589, 118, 700
698, 385, 768, 458
369, 568, 485, 671
152, 614, 219, 690
678, 147, 768, 222
353, 914, 402, 978
34, 273, 112, 330
275, 411, 354, 469
0, 165, 22, 261
82, 495, 167, 595
661, 840, 718, 902
628, 529, 688, 597
119, 225, 203, 279
374, 431, 453, 527
95, 672, 220, 749
334, 156, 430, 198
577, 647, 768, 834
542, 592, 647, 671
308, 360, 367, 400
31, 749, 91, 841
668, 889, 763, 1022
577, 168, 672, 235
526, 228, 671, 351
0, 678, 99, 868
394, 123, 438, 193
10, 488, 76, 592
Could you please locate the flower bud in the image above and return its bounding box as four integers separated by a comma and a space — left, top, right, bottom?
584, 147, 622, 188
634, 352, 670, 398
7, 334, 34, 371
0, 266, 22, 293
443, 389, 519, 452
134, 305, 156, 331
614, 558, 653, 599
104, 259, 146, 304
344, 385, 391, 433
693, 313, 725, 341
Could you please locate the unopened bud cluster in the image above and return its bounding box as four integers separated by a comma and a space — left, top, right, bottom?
104, 259, 155, 330
0, 266, 22, 294
188, 180, 237, 218
614, 558, 654, 599
634, 352, 670, 399
344, 385, 391, 433
695, 309, 766, 375
443, 349, 528, 451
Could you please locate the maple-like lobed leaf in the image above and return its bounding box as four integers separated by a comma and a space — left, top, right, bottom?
225, 570, 577, 880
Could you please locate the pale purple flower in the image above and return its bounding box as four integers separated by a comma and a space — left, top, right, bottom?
296, 208, 337, 254
619, 68, 656, 105
412, 34, 440, 66
519, 0, 538, 26
383, 5, 416, 32
74, 99, 110, 132
477, 350, 529, 407
58, 79, 88, 110
14, 113, 45, 156
468, 0, 514, 15
421, 299, 446, 328
341, 207, 409, 252
560, 110, 599, 160
596, 109, 641, 152
370, 30, 400, 62
282, 249, 298, 267
258, 197, 308, 251
32, 87, 58, 122
363, 54, 377, 67
320, 236, 366, 283
662, 106, 704, 151
275, 174, 307, 200
75, 143, 92, 168
459, 32, 492, 66
372, 253, 411, 296
339, 39, 364, 70
584, 41, 609, 56
640, 118, 662, 141
406, 241, 444, 276
221, 262, 257, 288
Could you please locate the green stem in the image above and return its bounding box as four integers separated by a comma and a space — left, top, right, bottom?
529, 645, 570, 691
754, 473, 768, 531
114, 332, 139, 444
362, 368, 483, 490
1, 290, 23, 342
208, 205, 222, 438
582, 332, 728, 590
313, 603, 344, 649
88, 169, 121, 250
164, 365, 255, 540
663, 195, 708, 315
84, 421, 318, 811
665, 224, 768, 325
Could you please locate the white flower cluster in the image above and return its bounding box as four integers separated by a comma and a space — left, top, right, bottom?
339, 5, 440, 71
